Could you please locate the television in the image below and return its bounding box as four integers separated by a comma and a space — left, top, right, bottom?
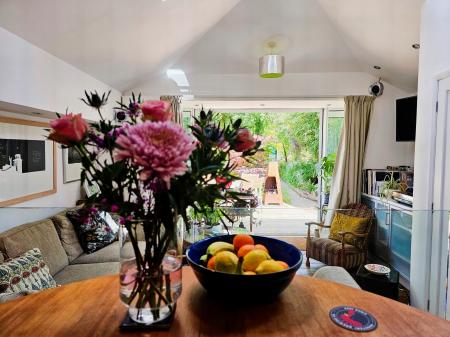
396, 96, 417, 141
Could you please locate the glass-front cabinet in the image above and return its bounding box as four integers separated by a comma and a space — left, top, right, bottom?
362, 195, 412, 286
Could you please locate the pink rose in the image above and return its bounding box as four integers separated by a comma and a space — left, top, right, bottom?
49, 113, 89, 145
140, 100, 173, 122
233, 128, 256, 152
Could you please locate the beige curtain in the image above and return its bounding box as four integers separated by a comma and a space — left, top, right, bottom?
327, 95, 375, 214
160, 95, 182, 124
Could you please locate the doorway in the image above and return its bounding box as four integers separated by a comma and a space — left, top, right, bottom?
182, 99, 344, 237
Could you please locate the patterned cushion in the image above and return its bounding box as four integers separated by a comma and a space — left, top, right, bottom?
329, 212, 370, 249
307, 238, 365, 269
0, 248, 57, 294
66, 209, 116, 254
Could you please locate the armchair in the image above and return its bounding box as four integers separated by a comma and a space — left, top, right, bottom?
305, 204, 373, 270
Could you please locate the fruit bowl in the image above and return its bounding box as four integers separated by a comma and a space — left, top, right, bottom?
186, 235, 303, 299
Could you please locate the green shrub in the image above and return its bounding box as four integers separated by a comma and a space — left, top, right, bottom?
280, 161, 318, 193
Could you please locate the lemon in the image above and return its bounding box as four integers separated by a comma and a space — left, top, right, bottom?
214, 251, 239, 274
255, 260, 285, 274
242, 249, 270, 272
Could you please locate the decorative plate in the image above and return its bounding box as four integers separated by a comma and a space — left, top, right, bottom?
329, 306, 378, 332
364, 263, 391, 275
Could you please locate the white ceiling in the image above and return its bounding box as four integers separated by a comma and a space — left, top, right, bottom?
0, 0, 423, 93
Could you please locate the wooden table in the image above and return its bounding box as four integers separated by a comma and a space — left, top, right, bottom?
0, 267, 449, 336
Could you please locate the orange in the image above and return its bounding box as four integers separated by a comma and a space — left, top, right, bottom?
207, 256, 216, 270
237, 244, 255, 258
233, 234, 254, 251
254, 244, 268, 253
277, 261, 289, 270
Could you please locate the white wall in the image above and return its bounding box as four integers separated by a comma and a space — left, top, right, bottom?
410, 0, 450, 312
0, 28, 121, 231
134, 71, 415, 168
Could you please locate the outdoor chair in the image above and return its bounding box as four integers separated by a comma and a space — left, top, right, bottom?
305, 203, 374, 270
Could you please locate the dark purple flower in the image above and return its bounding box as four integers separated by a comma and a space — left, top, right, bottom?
127, 102, 140, 117
110, 204, 119, 212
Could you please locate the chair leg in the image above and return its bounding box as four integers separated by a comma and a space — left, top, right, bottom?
306, 256, 310, 268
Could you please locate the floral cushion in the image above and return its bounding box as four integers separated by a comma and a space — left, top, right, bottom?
66, 209, 117, 254
0, 248, 57, 294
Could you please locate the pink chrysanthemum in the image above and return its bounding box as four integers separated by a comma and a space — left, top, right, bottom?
115, 121, 196, 187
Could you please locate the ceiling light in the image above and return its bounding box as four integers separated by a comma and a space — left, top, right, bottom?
179, 88, 189, 93
259, 40, 285, 78
412, 43, 420, 50
259, 55, 285, 78
166, 69, 189, 87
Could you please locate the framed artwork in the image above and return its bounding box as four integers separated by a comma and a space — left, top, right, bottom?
0, 116, 57, 207
63, 147, 82, 183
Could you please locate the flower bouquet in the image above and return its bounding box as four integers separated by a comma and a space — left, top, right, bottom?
48, 91, 260, 325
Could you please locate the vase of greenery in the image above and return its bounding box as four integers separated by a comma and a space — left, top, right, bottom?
48, 91, 260, 326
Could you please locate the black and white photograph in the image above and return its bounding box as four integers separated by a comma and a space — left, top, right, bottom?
0, 117, 56, 206
63, 147, 82, 183
0, 139, 46, 174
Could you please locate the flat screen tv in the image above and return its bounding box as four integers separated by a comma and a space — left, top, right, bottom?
396, 96, 417, 141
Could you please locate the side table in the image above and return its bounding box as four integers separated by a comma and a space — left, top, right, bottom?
355, 264, 399, 300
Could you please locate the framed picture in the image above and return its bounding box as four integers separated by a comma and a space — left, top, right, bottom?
0, 116, 57, 206
63, 147, 82, 183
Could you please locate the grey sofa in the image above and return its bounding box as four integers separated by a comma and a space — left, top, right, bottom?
0, 209, 125, 285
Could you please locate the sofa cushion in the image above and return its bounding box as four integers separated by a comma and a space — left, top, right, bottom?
0, 248, 57, 294
51, 214, 84, 262
66, 209, 117, 254
71, 241, 146, 264
53, 262, 119, 285
0, 219, 69, 275
71, 241, 120, 264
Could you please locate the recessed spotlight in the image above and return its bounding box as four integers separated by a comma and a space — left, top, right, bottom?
32, 111, 42, 115
260, 103, 265, 107
412, 43, 420, 50
373, 65, 381, 70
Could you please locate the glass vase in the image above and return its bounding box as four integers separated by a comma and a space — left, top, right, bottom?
119, 217, 183, 325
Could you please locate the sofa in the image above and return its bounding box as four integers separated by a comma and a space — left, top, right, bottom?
0, 209, 129, 285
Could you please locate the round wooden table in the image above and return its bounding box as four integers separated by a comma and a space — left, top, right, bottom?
0, 267, 449, 336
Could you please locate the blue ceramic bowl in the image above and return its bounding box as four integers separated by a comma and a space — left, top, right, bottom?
186, 235, 303, 299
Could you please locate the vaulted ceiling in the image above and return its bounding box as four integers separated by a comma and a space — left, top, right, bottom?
0, 0, 423, 93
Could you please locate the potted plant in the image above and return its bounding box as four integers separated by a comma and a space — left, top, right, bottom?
381, 172, 401, 199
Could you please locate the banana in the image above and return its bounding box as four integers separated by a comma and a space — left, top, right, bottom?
206, 241, 235, 256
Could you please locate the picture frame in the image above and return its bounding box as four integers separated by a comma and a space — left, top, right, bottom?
0, 116, 57, 207
63, 147, 82, 183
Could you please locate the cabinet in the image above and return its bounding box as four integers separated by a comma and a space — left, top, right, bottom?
361, 194, 412, 285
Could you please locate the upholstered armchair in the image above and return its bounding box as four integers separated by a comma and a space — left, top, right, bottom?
305, 204, 374, 270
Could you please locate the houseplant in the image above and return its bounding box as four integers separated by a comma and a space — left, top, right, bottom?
48, 91, 260, 326
381, 172, 401, 199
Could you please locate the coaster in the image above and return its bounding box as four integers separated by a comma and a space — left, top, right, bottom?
329, 306, 377, 332
120, 305, 176, 332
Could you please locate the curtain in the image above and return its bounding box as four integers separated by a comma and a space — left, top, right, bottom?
160, 95, 182, 125
327, 95, 375, 215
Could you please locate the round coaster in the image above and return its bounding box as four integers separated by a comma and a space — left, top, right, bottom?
329, 306, 377, 332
